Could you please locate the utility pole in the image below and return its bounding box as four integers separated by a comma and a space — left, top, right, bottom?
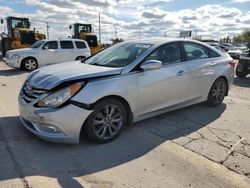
98, 13, 101, 43
46, 22, 49, 39
194, 29, 198, 40
115, 27, 118, 38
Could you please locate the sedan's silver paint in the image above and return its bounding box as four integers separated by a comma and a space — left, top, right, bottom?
28, 61, 122, 90
19, 38, 234, 143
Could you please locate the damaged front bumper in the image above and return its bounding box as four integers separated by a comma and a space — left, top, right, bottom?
18, 94, 92, 144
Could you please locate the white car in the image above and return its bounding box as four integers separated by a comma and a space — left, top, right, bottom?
3, 39, 91, 71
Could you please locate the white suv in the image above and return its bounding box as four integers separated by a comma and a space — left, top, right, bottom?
3, 39, 91, 71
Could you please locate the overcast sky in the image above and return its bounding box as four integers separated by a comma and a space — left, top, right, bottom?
0, 0, 250, 42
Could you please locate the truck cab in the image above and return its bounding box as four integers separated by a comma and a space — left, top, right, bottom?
71, 23, 103, 55
0, 16, 46, 56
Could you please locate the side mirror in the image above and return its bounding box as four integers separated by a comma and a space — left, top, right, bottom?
0, 19, 3, 24
140, 60, 162, 70
43, 45, 49, 50
69, 25, 72, 29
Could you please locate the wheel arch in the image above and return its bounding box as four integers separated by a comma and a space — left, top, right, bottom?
75, 56, 86, 61
79, 95, 134, 139
212, 76, 229, 96
21, 56, 38, 68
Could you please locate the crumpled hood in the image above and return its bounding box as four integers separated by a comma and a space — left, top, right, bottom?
28, 61, 122, 90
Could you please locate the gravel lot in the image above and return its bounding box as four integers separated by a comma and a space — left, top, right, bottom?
0, 61, 250, 188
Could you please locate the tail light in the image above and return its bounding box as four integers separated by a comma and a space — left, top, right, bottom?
228, 60, 236, 69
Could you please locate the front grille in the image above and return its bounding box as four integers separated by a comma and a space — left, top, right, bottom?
19, 31, 36, 45
85, 35, 98, 47
21, 82, 46, 103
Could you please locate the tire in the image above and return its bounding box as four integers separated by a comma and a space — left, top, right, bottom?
21, 58, 38, 71
75, 56, 86, 61
206, 78, 227, 107
236, 69, 247, 78
84, 99, 128, 143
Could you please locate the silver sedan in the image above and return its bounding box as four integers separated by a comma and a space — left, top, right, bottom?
18, 38, 235, 144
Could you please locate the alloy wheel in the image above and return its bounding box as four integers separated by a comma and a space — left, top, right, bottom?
25, 59, 37, 71
93, 104, 123, 140
211, 79, 226, 105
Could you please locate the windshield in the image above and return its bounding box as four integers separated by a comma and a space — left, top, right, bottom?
85, 42, 152, 68
11, 18, 29, 29
31, 40, 45, 48
78, 25, 91, 33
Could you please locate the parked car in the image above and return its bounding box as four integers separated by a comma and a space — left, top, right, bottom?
221, 43, 234, 50
234, 43, 247, 51
3, 39, 91, 71
209, 44, 226, 52
219, 45, 229, 52
19, 39, 235, 144
237, 49, 250, 78
227, 48, 243, 60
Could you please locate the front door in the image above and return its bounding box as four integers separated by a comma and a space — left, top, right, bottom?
41, 41, 59, 65
137, 42, 190, 115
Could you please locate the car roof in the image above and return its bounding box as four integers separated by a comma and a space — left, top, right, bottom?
41, 38, 86, 42
124, 38, 206, 45
122, 38, 219, 52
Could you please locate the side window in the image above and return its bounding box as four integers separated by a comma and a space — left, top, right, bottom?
75, 41, 86, 49
145, 43, 182, 65
183, 43, 209, 61
60, 41, 74, 49
209, 49, 221, 58
42, 41, 58, 49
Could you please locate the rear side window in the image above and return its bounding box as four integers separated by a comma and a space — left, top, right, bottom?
60, 41, 74, 49
42, 41, 58, 49
75, 41, 86, 49
183, 43, 209, 61
209, 49, 221, 58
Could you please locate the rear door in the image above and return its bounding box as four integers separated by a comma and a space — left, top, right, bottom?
137, 42, 191, 115
59, 40, 75, 62
74, 41, 90, 58
182, 42, 220, 98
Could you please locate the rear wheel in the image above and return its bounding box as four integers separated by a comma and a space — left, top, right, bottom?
22, 58, 38, 71
207, 78, 227, 107
85, 99, 127, 143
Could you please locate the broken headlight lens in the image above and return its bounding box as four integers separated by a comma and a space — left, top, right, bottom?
36, 82, 84, 108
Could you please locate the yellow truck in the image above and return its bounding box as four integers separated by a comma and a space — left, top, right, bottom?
0, 16, 45, 56
70, 23, 103, 55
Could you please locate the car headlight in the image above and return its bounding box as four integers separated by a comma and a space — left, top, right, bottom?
36, 82, 85, 108
10, 54, 21, 59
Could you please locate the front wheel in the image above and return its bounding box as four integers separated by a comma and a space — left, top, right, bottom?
22, 58, 38, 71
85, 99, 128, 143
206, 78, 227, 107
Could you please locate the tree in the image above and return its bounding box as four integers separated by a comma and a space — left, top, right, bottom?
221, 36, 231, 43
234, 28, 250, 42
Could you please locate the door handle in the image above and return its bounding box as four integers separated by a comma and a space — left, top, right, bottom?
210, 62, 216, 66
177, 70, 184, 76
